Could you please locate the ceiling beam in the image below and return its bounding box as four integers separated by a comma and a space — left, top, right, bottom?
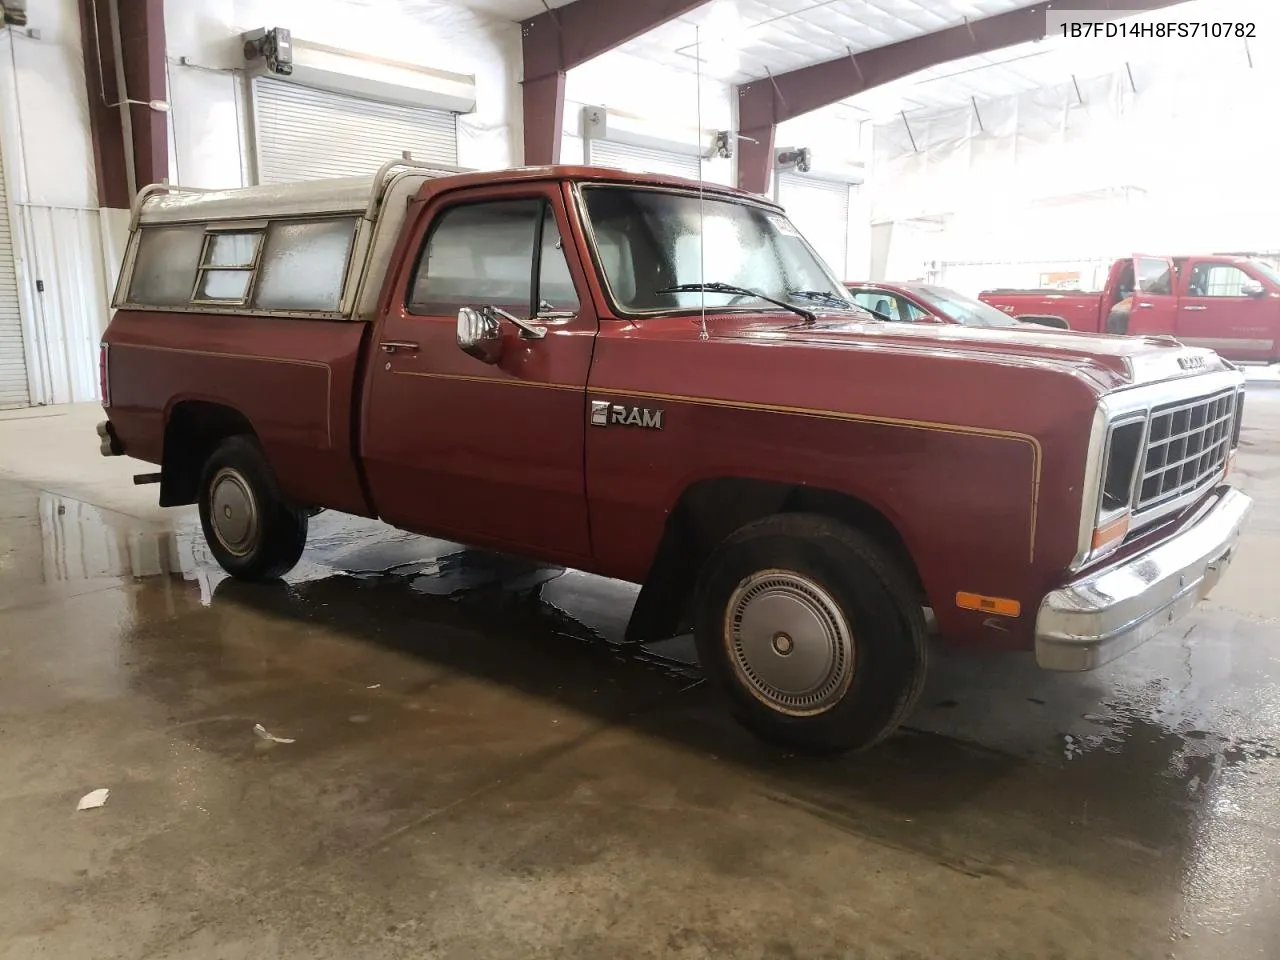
735, 0, 1188, 193
521, 0, 710, 165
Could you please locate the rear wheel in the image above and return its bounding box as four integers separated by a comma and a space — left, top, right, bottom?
198, 436, 308, 581
693, 513, 927, 755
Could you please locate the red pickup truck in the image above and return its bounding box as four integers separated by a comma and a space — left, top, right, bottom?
980, 255, 1280, 363
97, 161, 1252, 754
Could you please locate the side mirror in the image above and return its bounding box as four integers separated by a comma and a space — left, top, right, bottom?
1242, 279, 1266, 298
457, 306, 502, 364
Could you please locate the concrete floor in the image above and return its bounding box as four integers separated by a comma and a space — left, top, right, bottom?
1, 390, 1279, 960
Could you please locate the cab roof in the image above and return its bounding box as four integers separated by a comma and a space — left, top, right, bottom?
133, 162, 774, 227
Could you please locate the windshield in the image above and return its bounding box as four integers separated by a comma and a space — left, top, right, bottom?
912, 285, 1019, 327
579, 185, 856, 314
1249, 259, 1280, 287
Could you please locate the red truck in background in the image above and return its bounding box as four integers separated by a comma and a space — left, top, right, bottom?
96, 161, 1251, 755
980, 255, 1280, 363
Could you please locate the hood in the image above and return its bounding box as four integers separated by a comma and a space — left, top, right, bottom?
716, 313, 1230, 391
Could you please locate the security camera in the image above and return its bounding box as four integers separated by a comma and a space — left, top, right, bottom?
776, 147, 812, 173
2, 1, 28, 26
243, 27, 293, 77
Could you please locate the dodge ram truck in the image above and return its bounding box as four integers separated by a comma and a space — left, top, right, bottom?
97, 160, 1253, 754
980, 254, 1280, 363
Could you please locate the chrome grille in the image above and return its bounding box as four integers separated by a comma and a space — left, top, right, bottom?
1136, 388, 1238, 514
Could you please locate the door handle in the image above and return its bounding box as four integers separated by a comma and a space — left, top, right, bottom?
1137, 302, 1154, 308
1183, 305, 1207, 311
380, 340, 420, 354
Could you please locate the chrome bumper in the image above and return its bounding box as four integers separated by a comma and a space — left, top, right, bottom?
1035, 486, 1252, 671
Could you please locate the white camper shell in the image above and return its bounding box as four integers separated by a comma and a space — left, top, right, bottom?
113, 159, 466, 322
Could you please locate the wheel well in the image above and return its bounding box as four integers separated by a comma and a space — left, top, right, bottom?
624, 478, 924, 645
159, 401, 256, 507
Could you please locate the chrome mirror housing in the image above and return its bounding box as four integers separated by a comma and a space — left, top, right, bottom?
457, 306, 502, 364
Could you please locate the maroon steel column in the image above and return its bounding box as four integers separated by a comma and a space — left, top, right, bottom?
520, 0, 711, 166
522, 71, 566, 166
77, 0, 167, 209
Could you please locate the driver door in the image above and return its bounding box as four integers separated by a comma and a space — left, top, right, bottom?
1128, 255, 1178, 336
361, 182, 597, 562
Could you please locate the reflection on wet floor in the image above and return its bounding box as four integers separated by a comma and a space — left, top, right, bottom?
2, 390, 1280, 957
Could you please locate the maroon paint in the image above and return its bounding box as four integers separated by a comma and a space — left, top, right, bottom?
981, 255, 1280, 363
102, 167, 1231, 657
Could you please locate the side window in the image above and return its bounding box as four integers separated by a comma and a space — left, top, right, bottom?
851, 290, 899, 320
1135, 257, 1172, 296
1188, 263, 1250, 298
127, 225, 206, 305
194, 229, 264, 304
536, 207, 579, 314
901, 300, 931, 322
408, 199, 541, 316
254, 217, 358, 311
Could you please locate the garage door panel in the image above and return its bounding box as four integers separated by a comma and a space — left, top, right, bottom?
586, 140, 701, 180
776, 172, 852, 280
253, 79, 458, 183
0, 133, 29, 409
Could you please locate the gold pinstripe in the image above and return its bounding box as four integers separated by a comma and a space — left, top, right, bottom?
391, 371, 1043, 562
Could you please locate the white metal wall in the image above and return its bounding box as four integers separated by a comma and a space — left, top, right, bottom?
252, 79, 459, 183
0, 136, 29, 408
586, 140, 701, 180
15, 206, 111, 405
776, 172, 852, 279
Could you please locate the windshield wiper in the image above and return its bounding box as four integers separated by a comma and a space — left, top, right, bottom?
787, 289, 880, 319
655, 282, 816, 324
788, 289, 853, 308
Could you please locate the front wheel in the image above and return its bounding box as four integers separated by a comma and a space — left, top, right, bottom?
198, 436, 308, 581
693, 514, 927, 755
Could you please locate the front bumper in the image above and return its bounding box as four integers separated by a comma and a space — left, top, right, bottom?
1035, 486, 1252, 671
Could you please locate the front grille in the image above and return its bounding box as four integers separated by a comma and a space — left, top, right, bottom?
1136, 388, 1237, 514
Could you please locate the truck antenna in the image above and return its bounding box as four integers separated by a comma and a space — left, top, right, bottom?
696, 24, 708, 341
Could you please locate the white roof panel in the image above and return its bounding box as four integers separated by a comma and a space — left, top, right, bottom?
138, 176, 379, 225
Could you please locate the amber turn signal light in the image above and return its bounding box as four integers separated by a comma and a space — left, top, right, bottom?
1091, 511, 1131, 554
955, 592, 1021, 618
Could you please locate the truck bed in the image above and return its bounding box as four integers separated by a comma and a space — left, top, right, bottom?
978, 289, 1105, 333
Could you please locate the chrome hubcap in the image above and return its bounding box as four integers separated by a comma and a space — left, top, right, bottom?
209, 468, 258, 557
725, 570, 854, 716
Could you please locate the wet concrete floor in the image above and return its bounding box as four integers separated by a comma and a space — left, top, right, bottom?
2, 390, 1280, 959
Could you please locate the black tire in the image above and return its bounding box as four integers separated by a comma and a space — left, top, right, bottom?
693, 513, 927, 756
197, 435, 308, 581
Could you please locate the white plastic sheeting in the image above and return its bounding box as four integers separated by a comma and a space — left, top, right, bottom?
870, 32, 1280, 290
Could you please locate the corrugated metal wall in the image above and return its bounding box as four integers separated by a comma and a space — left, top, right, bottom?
15, 205, 111, 406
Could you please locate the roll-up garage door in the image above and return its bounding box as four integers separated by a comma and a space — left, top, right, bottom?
776, 172, 852, 279
252, 79, 459, 183
586, 140, 702, 180
0, 141, 29, 409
